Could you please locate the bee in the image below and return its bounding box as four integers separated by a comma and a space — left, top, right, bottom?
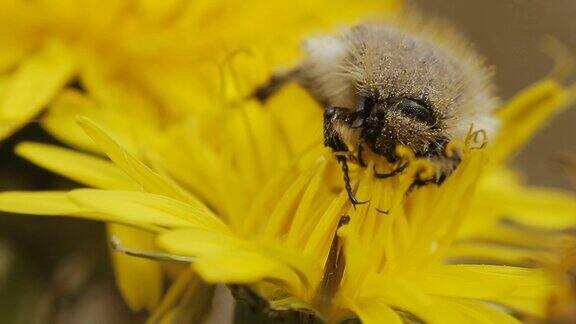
254, 17, 499, 204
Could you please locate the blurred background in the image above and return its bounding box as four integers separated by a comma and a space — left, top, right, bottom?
0, 1, 574, 323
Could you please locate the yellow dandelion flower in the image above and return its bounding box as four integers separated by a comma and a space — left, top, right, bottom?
0, 58, 572, 321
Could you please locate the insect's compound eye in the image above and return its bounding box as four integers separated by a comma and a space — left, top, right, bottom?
394, 98, 434, 124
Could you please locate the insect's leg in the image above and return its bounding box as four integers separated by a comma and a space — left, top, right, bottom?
431, 143, 462, 185
373, 161, 409, 179
409, 140, 462, 191
357, 144, 367, 167
252, 67, 299, 102
324, 107, 367, 206
410, 177, 436, 189
337, 156, 368, 205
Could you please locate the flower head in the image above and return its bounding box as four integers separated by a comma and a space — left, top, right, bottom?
0, 57, 573, 321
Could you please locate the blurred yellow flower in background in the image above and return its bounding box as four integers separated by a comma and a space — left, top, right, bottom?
0, 0, 398, 141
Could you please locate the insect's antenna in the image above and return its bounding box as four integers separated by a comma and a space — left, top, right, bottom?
110, 236, 195, 263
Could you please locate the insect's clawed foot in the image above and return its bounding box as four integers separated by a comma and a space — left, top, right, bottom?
375, 207, 390, 214
346, 190, 369, 207
373, 162, 409, 179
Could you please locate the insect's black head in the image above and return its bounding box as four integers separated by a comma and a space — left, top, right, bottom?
358, 96, 446, 162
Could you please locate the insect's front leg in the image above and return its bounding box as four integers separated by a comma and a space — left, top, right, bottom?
373, 161, 409, 179
412, 138, 462, 189
324, 107, 367, 206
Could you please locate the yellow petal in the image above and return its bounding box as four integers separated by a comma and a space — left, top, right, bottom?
353, 276, 521, 324
447, 299, 520, 324
262, 167, 315, 240
159, 228, 314, 293
192, 250, 302, 293
286, 164, 327, 246
446, 241, 544, 265
355, 276, 438, 323
477, 183, 576, 229
0, 41, 30, 73
157, 228, 246, 257
42, 90, 101, 152
0, 190, 157, 232
406, 265, 550, 315
302, 192, 348, 256
345, 298, 403, 324
77, 117, 208, 210
80, 66, 164, 144
0, 40, 76, 139
427, 297, 520, 324
135, 0, 183, 23
68, 189, 228, 232
15, 142, 137, 190
107, 224, 162, 311
0, 191, 85, 215
492, 79, 572, 163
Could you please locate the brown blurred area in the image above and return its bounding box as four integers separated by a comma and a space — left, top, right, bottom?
411, 0, 576, 190
0, 127, 140, 323
0, 1, 574, 323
